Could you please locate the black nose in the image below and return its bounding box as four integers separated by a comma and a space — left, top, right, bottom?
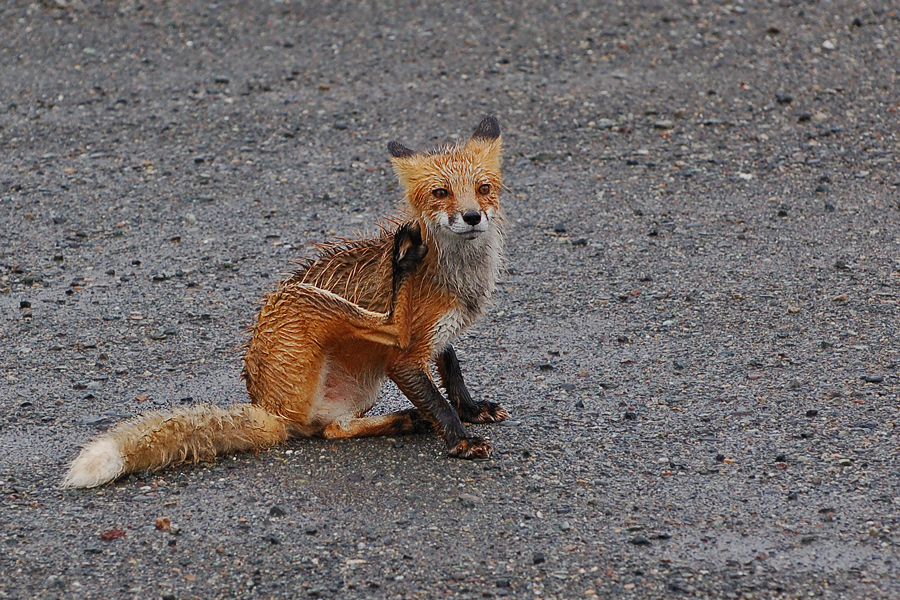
462, 210, 482, 226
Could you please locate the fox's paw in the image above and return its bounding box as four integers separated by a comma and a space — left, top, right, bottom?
448, 436, 492, 460
459, 402, 509, 424
393, 221, 428, 274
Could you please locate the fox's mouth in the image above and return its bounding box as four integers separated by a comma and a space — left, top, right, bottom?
444, 222, 488, 240
456, 229, 483, 240
430, 211, 491, 240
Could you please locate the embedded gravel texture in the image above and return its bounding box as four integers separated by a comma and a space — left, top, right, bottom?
1, 1, 899, 599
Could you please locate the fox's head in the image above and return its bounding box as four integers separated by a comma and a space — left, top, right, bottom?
388, 116, 502, 242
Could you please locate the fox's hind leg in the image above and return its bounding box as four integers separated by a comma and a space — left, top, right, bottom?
437, 345, 509, 424
248, 221, 427, 361
386, 220, 428, 348
244, 220, 428, 423
392, 220, 429, 283
322, 408, 432, 439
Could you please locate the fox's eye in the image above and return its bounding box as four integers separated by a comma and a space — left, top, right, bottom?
432, 188, 449, 199
478, 184, 491, 195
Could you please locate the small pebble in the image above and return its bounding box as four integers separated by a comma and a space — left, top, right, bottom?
80, 415, 113, 426
775, 93, 793, 104
458, 493, 481, 507
630, 535, 651, 546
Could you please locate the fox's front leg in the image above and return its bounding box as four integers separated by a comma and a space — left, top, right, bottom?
436, 345, 509, 424
389, 364, 491, 459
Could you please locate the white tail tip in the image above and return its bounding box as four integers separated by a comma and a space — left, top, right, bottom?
62, 438, 125, 488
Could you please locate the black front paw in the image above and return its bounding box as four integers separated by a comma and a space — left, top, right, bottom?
393, 221, 428, 273
448, 436, 492, 459
457, 401, 510, 424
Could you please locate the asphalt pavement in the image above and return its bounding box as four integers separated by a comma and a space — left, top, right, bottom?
1, 1, 899, 599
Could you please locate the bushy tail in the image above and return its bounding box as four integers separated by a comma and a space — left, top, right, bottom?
62, 404, 290, 488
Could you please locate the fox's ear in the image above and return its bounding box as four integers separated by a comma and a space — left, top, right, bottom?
465, 116, 502, 172
388, 141, 423, 193
469, 115, 501, 142
388, 141, 417, 159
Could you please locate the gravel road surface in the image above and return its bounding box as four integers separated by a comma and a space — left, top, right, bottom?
2, 1, 899, 599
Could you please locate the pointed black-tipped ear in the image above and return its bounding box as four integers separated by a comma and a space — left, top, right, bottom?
470, 115, 501, 141
388, 141, 417, 159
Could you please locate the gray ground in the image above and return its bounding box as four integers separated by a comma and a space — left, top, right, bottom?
1, 1, 899, 599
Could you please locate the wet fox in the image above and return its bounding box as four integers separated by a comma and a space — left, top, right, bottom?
63, 116, 509, 488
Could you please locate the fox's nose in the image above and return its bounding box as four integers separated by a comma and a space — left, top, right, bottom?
462, 210, 482, 226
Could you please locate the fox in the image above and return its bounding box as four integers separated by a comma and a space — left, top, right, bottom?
63, 116, 509, 488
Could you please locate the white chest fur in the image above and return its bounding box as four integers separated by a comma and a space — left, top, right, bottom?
432, 305, 473, 350
428, 223, 503, 351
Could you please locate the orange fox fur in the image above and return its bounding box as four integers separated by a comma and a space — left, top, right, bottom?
63, 116, 508, 488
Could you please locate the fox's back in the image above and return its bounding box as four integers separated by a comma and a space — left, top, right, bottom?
287, 235, 395, 313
